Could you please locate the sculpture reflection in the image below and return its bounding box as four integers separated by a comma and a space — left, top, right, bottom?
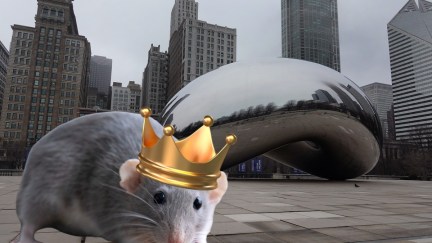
160, 59, 382, 180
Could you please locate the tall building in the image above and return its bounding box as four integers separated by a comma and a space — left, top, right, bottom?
110, 82, 129, 112
110, 81, 141, 113
388, 0, 432, 141
167, 0, 237, 99
88, 55, 111, 109
361, 83, 393, 139
0, 41, 9, 118
89, 55, 112, 95
142, 44, 169, 114
127, 81, 141, 113
170, 0, 198, 38
86, 87, 108, 109
0, 0, 91, 146
281, 0, 340, 72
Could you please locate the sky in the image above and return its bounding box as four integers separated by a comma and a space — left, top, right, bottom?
0, 0, 409, 87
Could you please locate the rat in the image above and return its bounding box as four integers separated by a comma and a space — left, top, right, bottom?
11, 111, 228, 243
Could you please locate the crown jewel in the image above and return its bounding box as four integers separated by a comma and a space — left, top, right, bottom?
137, 108, 236, 190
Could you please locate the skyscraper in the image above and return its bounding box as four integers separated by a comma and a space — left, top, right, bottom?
0, 0, 91, 145
0, 41, 9, 118
170, 0, 198, 38
89, 55, 112, 95
127, 81, 141, 113
88, 55, 111, 109
109, 81, 141, 113
109, 82, 127, 111
281, 0, 340, 71
361, 83, 393, 139
167, 0, 237, 99
142, 44, 169, 114
388, 0, 432, 141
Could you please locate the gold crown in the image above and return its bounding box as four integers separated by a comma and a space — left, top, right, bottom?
137, 108, 236, 190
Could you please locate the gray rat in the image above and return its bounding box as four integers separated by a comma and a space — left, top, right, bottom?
12, 111, 228, 243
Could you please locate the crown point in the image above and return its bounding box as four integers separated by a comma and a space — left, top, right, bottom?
203, 115, 214, 127
163, 125, 175, 136
140, 108, 152, 118
225, 134, 237, 145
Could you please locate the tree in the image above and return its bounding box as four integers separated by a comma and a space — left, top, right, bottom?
0, 140, 27, 169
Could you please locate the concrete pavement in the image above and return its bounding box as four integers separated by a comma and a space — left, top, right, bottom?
2, 177, 432, 242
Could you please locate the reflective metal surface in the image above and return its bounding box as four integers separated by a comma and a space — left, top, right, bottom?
160, 59, 382, 180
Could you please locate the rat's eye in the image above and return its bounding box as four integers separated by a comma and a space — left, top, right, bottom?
153, 191, 166, 205
193, 197, 202, 210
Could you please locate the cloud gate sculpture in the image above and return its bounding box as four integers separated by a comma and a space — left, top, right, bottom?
159, 59, 382, 180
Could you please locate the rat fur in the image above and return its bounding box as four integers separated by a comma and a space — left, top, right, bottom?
12, 112, 228, 243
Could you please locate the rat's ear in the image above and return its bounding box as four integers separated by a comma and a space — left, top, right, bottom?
209, 171, 228, 204
119, 159, 141, 193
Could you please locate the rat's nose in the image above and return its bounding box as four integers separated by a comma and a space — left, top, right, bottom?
168, 232, 184, 243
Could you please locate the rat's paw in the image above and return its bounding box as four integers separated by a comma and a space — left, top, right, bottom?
10, 235, 42, 243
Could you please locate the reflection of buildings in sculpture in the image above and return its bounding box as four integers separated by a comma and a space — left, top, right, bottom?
160, 93, 190, 126
327, 83, 360, 116
281, 0, 340, 72
345, 84, 382, 142
142, 44, 169, 115
361, 83, 393, 139
325, 83, 382, 143
0, 41, 9, 118
0, 0, 91, 145
345, 84, 376, 118
167, 0, 237, 99
312, 89, 337, 103
388, 0, 432, 141
160, 59, 382, 179
226, 155, 294, 177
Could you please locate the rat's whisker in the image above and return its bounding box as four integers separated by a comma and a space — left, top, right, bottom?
98, 181, 166, 226
103, 166, 120, 176
115, 212, 160, 227
98, 182, 157, 213
99, 219, 156, 236
136, 184, 163, 217
129, 233, 157, 243
118, 222, 157, 229
100, 223, 158, 243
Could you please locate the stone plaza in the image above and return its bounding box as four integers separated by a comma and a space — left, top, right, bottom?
1, 177, 432, 242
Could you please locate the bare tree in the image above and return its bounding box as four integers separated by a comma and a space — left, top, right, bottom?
0, 140, 27, 169
399, 125, 432, 179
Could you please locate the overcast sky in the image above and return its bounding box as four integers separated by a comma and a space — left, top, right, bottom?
0, 0, 408, 87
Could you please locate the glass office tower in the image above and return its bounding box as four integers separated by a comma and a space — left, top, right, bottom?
388, 0, 432, 141
281, 0, 340, 72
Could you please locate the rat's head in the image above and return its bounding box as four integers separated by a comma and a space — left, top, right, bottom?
119, 159, 228, 243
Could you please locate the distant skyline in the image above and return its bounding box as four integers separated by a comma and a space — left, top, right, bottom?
0, 0, 408, 87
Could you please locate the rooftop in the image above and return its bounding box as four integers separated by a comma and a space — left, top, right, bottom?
2, 177, 432, 242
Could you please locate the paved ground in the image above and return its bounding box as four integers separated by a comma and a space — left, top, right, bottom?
2, 177, 432, 243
